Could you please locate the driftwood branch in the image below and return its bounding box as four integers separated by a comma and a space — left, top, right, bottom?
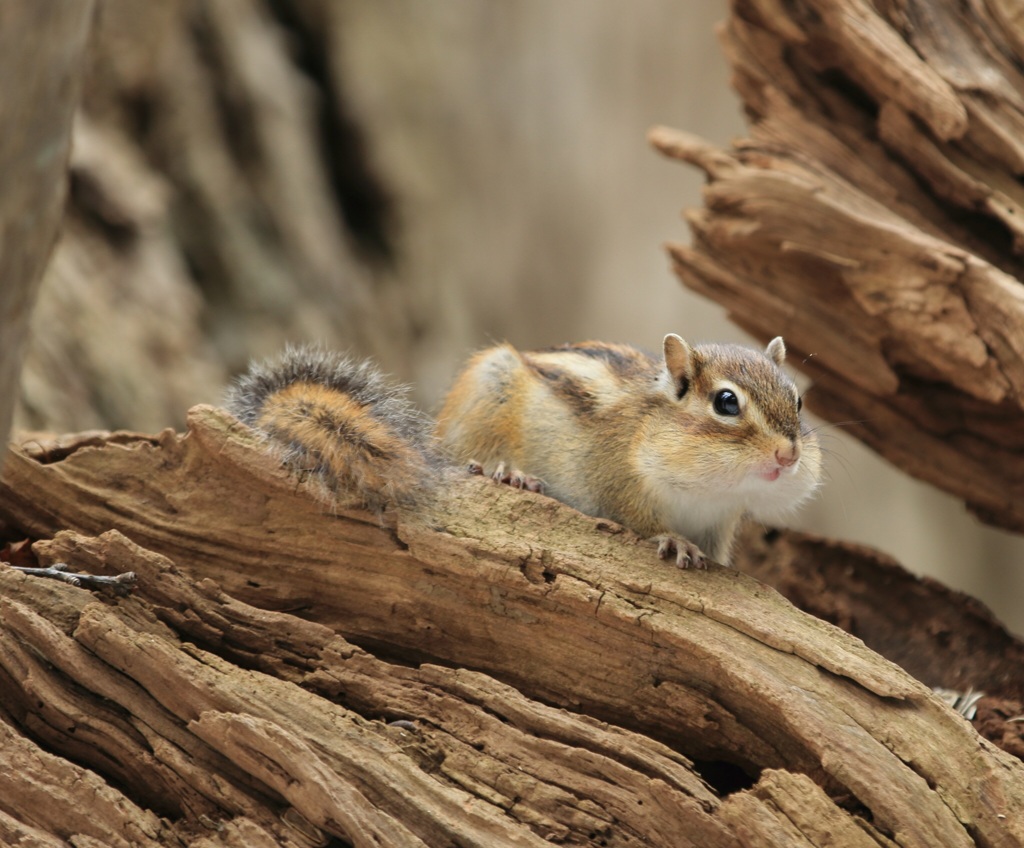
0, 406, 1022, 845
650, 0, 1024, 533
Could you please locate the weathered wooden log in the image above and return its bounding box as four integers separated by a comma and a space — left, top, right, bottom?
1, 407, 1022, 845
2, 529, 733, 846
650, 0, 1024, 534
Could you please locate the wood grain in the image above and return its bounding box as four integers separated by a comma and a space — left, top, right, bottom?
0, 406, 1021, 845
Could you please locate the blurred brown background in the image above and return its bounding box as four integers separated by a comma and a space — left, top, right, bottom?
14, 0, 1024, 630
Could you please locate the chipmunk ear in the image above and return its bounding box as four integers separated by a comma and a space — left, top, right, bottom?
765, 336, 786, 367
663, 333, 694, 399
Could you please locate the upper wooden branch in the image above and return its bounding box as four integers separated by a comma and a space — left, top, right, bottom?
650, 0, 1024, 533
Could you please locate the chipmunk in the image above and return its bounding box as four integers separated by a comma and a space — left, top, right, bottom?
227, 335, 821, 568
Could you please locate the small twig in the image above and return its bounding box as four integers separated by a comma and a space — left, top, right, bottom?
5, 562, 137, 595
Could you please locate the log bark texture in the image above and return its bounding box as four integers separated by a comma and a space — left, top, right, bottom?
650, 0, 1024, 533
1, 409, 1023, 846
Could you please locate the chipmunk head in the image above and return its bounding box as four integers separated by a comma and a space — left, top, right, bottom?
650, 333, 821, 520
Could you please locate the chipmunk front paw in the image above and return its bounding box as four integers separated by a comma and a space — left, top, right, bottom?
467, 460, 545, 493
655, 535, 708, 569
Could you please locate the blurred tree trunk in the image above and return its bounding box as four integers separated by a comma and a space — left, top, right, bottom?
650, 0, 1024, 535
0, 3, 93, 468
17, 0, 420, 434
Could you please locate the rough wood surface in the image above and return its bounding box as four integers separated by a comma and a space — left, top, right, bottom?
1, 407, 1022, 846
738, 524, 1024, 702
0, 2, 93, 464
650, 0, 1024, 533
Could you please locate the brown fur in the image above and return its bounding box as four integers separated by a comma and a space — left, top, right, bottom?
257, 383, 430, 509
226, 345, 436, 513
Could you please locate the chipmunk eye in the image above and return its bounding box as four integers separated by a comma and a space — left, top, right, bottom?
713, 389, 740, 416
797, 396, 803, 412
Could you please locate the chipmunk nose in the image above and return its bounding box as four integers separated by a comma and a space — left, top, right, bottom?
775, 443, 799, 468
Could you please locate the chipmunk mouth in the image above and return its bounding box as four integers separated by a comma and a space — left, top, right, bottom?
756, 443, 801, 483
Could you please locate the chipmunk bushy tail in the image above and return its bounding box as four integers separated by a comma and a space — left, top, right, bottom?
225, 345, 438, 512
